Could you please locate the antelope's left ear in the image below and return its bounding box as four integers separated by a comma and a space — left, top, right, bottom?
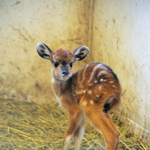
73, 46, 89, 61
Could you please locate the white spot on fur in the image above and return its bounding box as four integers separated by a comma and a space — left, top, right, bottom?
94, 80, 97, 83
82, 101, 87, 106
110, 81, 114, 83
100, 78, 104, 82
90, 100, 94, 105
112, 85, 117, 88
99, 85, 102, 91
88, 90, 92, 94
82, 90, 86, 93
76, 91, 81, 95
100, 78, 107, 82
79, 91, 82, 94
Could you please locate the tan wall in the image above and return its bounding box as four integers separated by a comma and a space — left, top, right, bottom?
92, 0, 150, 140
0, 0, 150, 140
0, 0, 93, 103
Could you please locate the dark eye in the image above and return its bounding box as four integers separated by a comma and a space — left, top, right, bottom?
54, 62, 59, 67
69, 62, 73, 68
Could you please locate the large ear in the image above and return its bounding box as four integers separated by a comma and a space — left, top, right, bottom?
73, 46, 89, 61
36, 43, 53, 60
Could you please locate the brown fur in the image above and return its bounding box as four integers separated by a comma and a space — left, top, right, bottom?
37, 45, 121, 150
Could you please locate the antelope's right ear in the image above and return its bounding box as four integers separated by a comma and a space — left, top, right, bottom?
36, 43, 53, 60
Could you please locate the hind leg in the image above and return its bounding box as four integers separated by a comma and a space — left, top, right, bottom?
108, 117, 119, 150
74, 115, 85, 150
82, 105, 119, 150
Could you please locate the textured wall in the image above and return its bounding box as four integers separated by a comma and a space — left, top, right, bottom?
92, 0, 150, 140
0, 0, 93, 103
0, 0, 150, 140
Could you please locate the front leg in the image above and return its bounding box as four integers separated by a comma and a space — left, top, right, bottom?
62, 111, 83, 150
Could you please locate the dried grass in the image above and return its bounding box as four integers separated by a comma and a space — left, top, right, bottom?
0, 98, 149, 150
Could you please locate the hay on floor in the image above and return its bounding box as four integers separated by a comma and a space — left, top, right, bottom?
0, 98, 149, 150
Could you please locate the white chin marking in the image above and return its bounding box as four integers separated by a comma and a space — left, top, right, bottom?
60, 76, 69, 81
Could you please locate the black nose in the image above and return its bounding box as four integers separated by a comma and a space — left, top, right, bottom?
62, 70, 69, 75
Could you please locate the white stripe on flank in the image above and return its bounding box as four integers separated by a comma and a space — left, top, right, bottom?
90, 64, 102, 82
82, 64, 89, 84
98, 70, 107, 77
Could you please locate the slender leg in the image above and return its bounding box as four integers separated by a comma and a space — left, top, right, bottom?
82, 106, 119, 150
108, 117, 119, 150
62, 111, 83, 150
74, 115, 85, 150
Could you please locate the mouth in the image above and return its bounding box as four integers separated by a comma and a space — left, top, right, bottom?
60, 74, 70, 81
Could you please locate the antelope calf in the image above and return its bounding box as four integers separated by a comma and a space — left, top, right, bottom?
36, 43, 121, 150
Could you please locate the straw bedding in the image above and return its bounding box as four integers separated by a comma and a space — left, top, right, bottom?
0, 98, 149, 150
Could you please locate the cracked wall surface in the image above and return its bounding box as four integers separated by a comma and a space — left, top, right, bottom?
0, 0, 93, 103
0, 0, 150, 141
92, 0, 150, 141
